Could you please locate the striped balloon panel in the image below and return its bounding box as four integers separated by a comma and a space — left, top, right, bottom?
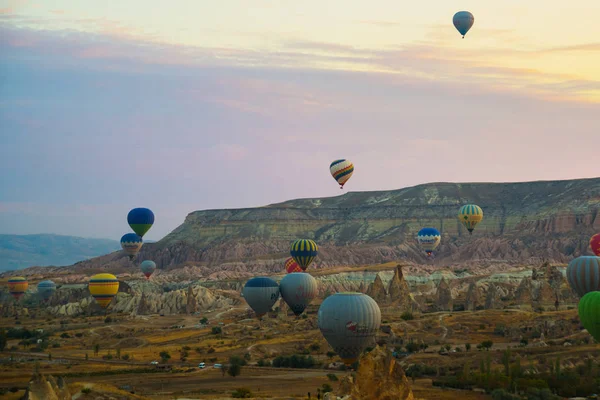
458, 204, 483, 232
89, 274, 120, 309
567, 256, 600, 298
280, 273, 318, 316
290, 239, 318, 269
285, 257, 303, 273
329, 159, 354, 187
579, 291, 600, 342
8, 277, 28, 300
318, 292, 381, 365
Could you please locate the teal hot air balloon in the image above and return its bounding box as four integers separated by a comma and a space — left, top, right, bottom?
37, 280, 56, 302
579, 291, 600, 343
318, 292, 381, 365
140, 260, 156, 279
290, 239, 318, 270
279, 272, 318, 316
453, 11, 474, 38
127, 208, 154, 238
121, 233, 143, 260
567, 256, 600, 298
242, 277, 280, 319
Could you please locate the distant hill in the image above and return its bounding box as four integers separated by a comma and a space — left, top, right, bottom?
0, 234, 121, 272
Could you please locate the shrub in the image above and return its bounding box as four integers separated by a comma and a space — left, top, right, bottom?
327, 373, 338, 381
60, 333, 70, 339
231, 388, 253, 398
321, 383, 333, 393
75, 333, 83, 338
122, 354, 130, 361
104, 317, 112, 323
207, 347, 216, 353
257, 358, 271, 367
212, 327, 222, 334
400, 312, 414, 321
81, 387, 92, 394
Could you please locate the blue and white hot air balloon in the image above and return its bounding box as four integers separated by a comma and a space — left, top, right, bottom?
417, 227, 441, 257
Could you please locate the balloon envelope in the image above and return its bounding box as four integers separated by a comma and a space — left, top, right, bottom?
242, 277, 280, 318
453, 11, 474, 37
330, 159, 354, 189
280, 272, 318, 316
89, 273, 120, 309
290, 239, 318, 270
121, 233, 143, 258
579, 291, 600, 342
140, 260, 156, 279
590, 234, 600, 256
417, 227, 441, 256
318, 292, 381, 365
37, 280, 56, 301
567, 256, 600, 298
285, 257, 303, 273
8, 277, 28, 301
127, 208, 155, 237
458, 204, 483, 234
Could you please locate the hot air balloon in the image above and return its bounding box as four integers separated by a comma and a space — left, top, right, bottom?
89, 273, 120, 309
121, 233, 143, 260
140, 260, 156, 279
242, 277, 280, 319
8, 277, 28, 301
453, 11, 474, 38
290, 239, 318, 270
579, 291, 600, 343
458, 204, 483, 235
279, 272, 318, 316
127, 208, 154, 238
318, 292, 381, 365
590, 234, 600, 256
330, 159, 354, 189
417, 227, 441, 257
284, 257, 303, 273
37, 280, 56, 302
567, 256, 600, 298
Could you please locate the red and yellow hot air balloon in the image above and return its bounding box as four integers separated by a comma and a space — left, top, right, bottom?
88, 273, 119, 309
590, 233, 600, 256
8, 277, 28, 301
284, 257, 303, 273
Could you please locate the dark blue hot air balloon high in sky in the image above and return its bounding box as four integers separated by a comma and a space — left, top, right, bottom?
127, 208, 155, 238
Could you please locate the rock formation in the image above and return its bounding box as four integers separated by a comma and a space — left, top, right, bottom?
515, 278, 533, 305
21, 372, 70, 400
367, 273, 388, 303
387, 265, 419, 312
334, 346, 414, 400
434, 278, 453, 311
464, 282, 481, 311
485, 284, 504, 309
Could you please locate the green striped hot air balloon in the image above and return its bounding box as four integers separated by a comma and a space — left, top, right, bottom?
290, 239, 318, 270
579, 291, 600, 343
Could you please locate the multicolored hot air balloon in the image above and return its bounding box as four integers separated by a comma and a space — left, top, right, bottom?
318, 292, 381, 366
567, 256, 600, 298
140, 260, 156, 279
127, 208, 154, 238
290, 239, 318, 270
579, 291, 600, 343
121, 233, 143, 260
458, 204, 483, 235
417, 227, 441, 257
330, 159, 354, 189
8, 277, 28, 301
284, 257, 303, 273
242, 277, 280, 319
37, 280, 56, 302
280, 272, 318, 316
88, 273, 120, 309
453, 11, 474, 38
590, 234, 600, 256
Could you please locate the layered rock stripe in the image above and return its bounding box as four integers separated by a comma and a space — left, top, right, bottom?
567, 256, 600, 298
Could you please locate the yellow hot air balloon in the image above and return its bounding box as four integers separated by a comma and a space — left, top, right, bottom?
8, 277, 28, 301
458, 204, 483, 235
88, 273, 119, 309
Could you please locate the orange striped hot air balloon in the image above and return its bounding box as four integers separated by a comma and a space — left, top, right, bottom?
8, 277, 28, 301
284, 257, 303, 273
88, 273, 119, 309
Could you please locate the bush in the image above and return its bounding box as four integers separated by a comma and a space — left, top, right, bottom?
257, 358, 271, 367
327, 373, 338, 381
60, 333, 70, 339
104, 317, 112, 323
81, 387, 92, 394
207, 347, 216, 353
52, 343, 60, 348
326, 351, 336, 359
122, 354, 130, 361
75, 333, 83, 338
321, 383, 333, 393
491, 389, 520, 400
400, 312, 414, 321
228, 363, 241, 377
212, 327, 222, 334
272, 355, 315, 369
231, 388, 253, 398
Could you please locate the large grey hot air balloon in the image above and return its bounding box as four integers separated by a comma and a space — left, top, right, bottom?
280, 272, 318, 316
37, 280, 56, 302
453, 11, 474, 38
140, 260, 156, 279
567, 256, 600, 298
318, 292, 381, 365
242, 277, 280, 319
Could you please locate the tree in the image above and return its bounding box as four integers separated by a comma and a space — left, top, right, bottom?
502, 348, 511, 376
93, 344, 100, 356
465, 343, 471, 352
159, 351, 171, 363
200, 317, 208, 325
48, 353, 52, 361
212, 326, 222, 334
326, 351, 336, 359
116, 348, 121, 359
85, 353, 88, 361
0, 329, 7, 351
228, 363, 241, 377
481, 340, 493, 351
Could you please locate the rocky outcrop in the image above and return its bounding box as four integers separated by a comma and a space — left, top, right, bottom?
464, 282, 481, 311
335, 346, 414, 400
515, 278, 534, 304
485, 284, 504, 310
21, 372, 70, 400
434, 278, 453, 311
367, 274, 387, 303
387, 265, 419, 312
